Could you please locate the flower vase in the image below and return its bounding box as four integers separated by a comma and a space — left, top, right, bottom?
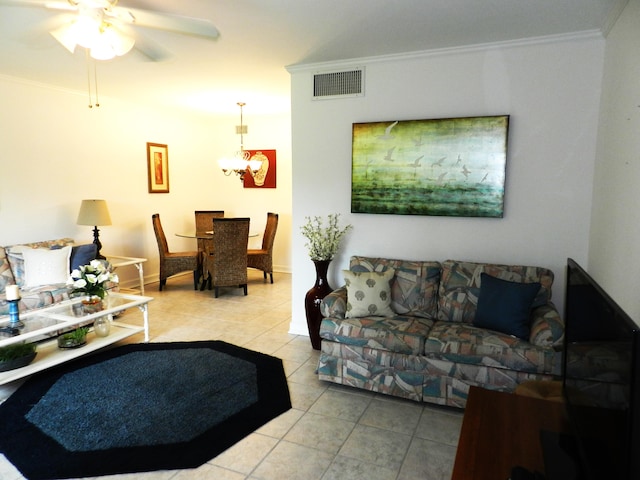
93, 316, 110, 337
304, 260, 332, 350
82, 296, 104, 315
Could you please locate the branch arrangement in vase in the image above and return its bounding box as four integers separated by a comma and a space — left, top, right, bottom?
301, 214, 352, 261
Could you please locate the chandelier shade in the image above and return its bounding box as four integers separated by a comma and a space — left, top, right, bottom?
218, 102, 263, 181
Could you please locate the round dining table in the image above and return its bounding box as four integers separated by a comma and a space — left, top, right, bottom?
175, 231, 260, 239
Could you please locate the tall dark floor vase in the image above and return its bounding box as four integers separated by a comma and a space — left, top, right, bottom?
304, 260, 332, 350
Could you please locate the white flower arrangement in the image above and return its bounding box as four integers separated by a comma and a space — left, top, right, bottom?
301, 214, 352, 261
68, 260, 119, 299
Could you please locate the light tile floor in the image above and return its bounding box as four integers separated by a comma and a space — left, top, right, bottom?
0, 271, 463, 480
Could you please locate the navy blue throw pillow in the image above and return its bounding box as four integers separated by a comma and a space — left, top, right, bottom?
473, 273, 541, 340
70, 244, 97, 272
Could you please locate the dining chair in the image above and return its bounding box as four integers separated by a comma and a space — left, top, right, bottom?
194, 210, 224, 288
194, 210, 225, 247
151, 213, 199, 291
247, 212, 279, 283
203, 217, 250, 297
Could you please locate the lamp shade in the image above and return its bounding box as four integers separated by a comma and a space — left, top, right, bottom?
77, 199, 112, 226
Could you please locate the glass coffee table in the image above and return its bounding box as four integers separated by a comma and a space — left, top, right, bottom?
0, 293, 152, 385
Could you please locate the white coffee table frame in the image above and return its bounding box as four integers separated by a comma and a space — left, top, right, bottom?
0, 293, 152, 385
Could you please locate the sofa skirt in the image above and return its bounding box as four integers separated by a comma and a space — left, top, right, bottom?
319, 340, 558, 407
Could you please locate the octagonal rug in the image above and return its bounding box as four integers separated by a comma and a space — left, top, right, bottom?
0, 340, 291, 479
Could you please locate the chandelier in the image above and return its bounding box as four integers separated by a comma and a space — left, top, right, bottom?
218, 102, 262, 181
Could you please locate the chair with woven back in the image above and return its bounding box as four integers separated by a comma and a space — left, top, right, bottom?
194, 210, 225, 288
194, 210, 225, 252
247, 212, 279, 283
203, 217, 250, 297
151, 213, 199, 291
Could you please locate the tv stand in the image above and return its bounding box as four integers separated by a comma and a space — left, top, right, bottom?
452, 386, 570, 479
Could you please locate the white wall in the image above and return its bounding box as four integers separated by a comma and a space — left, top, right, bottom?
0, 76, 292, 289
590, 0, 640, 323
288, 35, 605, 336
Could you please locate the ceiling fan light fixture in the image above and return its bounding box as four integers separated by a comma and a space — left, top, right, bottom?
71, 14, 101, 48
50, 23, 79, 53
107, 28, 134, 56
89, 23, 134, 59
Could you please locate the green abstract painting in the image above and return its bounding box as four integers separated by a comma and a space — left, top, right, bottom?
351, 115, 509, 217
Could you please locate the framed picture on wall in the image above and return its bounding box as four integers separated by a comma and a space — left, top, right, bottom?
147, 142, 169, 193
351, 115, 509, 217
243, 149, 277, 188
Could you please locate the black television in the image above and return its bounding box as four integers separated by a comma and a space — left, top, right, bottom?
561, 258, 640, 480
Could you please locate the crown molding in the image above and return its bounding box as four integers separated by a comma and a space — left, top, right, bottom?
287, 30, 604, 73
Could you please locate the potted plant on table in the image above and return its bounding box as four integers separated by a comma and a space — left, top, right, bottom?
0, 342, 37, 372
57, 327, 90, 349
300, 213, 352, 349
68, 260, 119, 314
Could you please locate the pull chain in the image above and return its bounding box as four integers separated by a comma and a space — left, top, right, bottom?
94, 59, 100, 108
86, 50, 100, 109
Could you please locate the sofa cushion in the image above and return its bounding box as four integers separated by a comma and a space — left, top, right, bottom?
424, 322, 556, 374
0, 247, 16, 294
21, 246, 71, 287
473, 273, 541, 340
344, 269, 395, 318
6, 249, 26, 287
320, 315, 435, 355
0, 284, 72, 315
437, 260, 554, 324
70, 244, 98, 271
6, 238, 74, 287
350, 256, 441, 318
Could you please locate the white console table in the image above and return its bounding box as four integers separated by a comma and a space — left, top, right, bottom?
105, 254, 147, 295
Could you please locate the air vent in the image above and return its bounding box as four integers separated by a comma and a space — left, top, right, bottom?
313, 68, 364, 99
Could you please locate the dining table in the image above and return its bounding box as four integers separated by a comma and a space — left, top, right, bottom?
175, 231, 260, 240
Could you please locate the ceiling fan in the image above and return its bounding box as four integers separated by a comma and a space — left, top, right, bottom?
0, 0, 219, 60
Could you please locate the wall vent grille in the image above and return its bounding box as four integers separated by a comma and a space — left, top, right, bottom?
313, 68, 364, 99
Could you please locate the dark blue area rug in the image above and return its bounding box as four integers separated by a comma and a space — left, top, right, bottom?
0, 341, 291, 479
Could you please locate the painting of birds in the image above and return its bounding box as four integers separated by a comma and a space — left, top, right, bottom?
432, 156, 446, 167
383, 146, 396, 161
351, 115, 508, 218
377, 121, 398, 140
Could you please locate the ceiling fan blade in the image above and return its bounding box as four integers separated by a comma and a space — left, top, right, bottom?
0, 0, 76, 10
123, 7, 219, 39
130, 31, 171, 61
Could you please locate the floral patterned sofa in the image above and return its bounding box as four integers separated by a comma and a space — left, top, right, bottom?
318, 256, 564, 408
0, 238, 97, 316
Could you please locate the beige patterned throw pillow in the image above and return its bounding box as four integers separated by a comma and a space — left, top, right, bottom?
344, 268, 396, 318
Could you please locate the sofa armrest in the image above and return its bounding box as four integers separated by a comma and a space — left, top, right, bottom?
529, 303, 564, 348
320, 286, 347, 319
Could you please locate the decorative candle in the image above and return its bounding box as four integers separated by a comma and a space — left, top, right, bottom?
5, 285, 21, 301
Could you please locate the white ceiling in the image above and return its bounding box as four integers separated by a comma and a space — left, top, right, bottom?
0, 0, 627, 115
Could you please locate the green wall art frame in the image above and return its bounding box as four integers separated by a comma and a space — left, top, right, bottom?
351, 115, 510, 217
